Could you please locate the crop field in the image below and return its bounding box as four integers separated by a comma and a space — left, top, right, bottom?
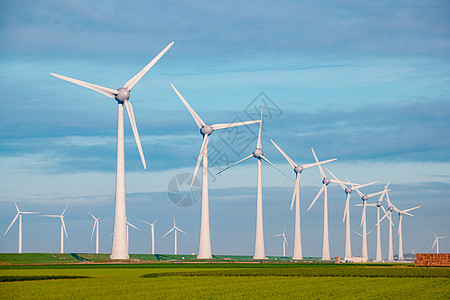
0, 255, 449, 299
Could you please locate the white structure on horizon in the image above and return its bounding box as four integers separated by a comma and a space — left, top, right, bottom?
162, 219, 186, 255
307, 148, 346, 261
217, 108, 290, 260
126, 221, 141, 252
270, 139, 336, 260
139, 218, 158, 255
88, 211, 108, 254
4, 193, 39, 254
432, 232, 447, 254
273, 229, 288, 257
327, 168, 377, 262
50, 42, 174, 259
41, 203, 69, 254
170, 84, 260, 259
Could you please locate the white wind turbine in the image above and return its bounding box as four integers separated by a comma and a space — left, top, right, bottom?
162, 219, 186, 255
378, 190, 396, 261
326, 169, 377, 262
432, 232, 446, 254
217, 108, 291, 260
3, 193, 38, 253
270, 140, 336, 260
365, 182, 392, 262
307, 148, 350, 261
41, 203, 69, 254
170, 84, 260, 259
51, 42, 174, 259
88, 211, 108, 254
352, 185, 386, 261
126, 221, 141, 252
139, 218, 158, 255
273, 229, 288, 257
393, 204, 420, 261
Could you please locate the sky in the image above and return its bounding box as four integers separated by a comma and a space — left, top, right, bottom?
0, 0, 449, 258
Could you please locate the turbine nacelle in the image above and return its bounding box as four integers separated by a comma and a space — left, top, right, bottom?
200, 125, 213, 136
388, 205, 395, 211
362, 195, 369, 201
377, 200, 382, 207
294, 165, 304, 174
253, 148, 263, 158
345, 187, 352, 194
115, 88, 130, 102
322, 178, 331, 185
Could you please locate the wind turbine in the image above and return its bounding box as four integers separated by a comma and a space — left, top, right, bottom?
273, 229, 288, 257
217, 108, 291, 260
270, 140, 336, 260
126, 221, 141, 252
88, 211, 108, 254
393, 204, 420, 261
432, 232, 446, 254
170, 84, 260, 259
307, 148, 349, 261
51, 42, 174, 259
378, 190, 396, 261
162, 219, 186, 255
352, 184, 386, 261
41, 203, 69, 254
139, 218, 158, 255
365, 182, 392, 262
3, 193, 38, 253
326, 169, 377, 262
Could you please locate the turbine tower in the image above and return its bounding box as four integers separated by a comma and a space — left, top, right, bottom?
352, 185, 385, 261
432, 232, 446, 254
307, 148, 348, 261
41, 203, 69, 254
270, 139, 336, 260
326, 169, 377, 262
365, 182, 391, 262
217, 108, 291, 260
51, 42, 174, 259
88, 211, 108, 254
162, 219, 186, 255
170, 84, 260, 259
273, 229, 288, 257
139, 218, 158, 255
4, 193, 38, 253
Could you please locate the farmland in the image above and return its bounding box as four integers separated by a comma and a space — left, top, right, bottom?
1, 254, 449, 299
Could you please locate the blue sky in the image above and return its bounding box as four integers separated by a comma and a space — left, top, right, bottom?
0, 0, 449, 257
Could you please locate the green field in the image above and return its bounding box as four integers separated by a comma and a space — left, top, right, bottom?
1, 254, 449, 299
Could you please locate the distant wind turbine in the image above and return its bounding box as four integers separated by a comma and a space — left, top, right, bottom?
88, 211, 109, 254
170, 83, 260, 259
326, 168, 377, 261
273, 229, 288, 257
270, 139, 336, 260
51, 42, 174, 260
432, 232, 446, 254
162, 219, 186, 255
217, 108, 291, 260
394, 205, 420, 261
3, 193, 38, 253
139, 218, 158, 255
126, 221, 141, 252
41, 203, 69, 254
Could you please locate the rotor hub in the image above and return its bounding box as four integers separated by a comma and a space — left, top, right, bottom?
323, 178, 331, 185
253, 148, 263, 158
377, 201, 382, 207
115, 88, 130, 102
294, 166, 304, 173
388, 205, 394, 211
345, 188, 352, 194
362, 195, 369, 201
200, 125, 213, 136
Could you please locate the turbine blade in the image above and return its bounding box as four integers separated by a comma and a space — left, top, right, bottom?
88, 211, 96, 220
50, 73, 117, 98
353, 181, 378, 191
41, 215, 60, 218
308, 184, 326, 211
9, 192, 20, 213
367, 190, 387, 198
127, 222, 141, 231
191, 134, 209, 186
404, 206, 421, 213
61, 203, 69, 216
260, 155, 293, 181
124, 100, 146, 169
270, 139, 297, 169
311, 148, 325, 179
353, 230, 363, 237
138, 219, 152, 226
212, 120, 260, 131
4, 213, 19, 236
161, 227, 174, 239
176, 227, 187, 235
290, 174, 300, 210
124, 41, 174, 91
361, 202, 366, 227
152, 218, 158, 225
302, 158, 337, 169
326, 168, 347, 191
432, 239, 437, 249
170, 83, 205, 128
216, 154, 253, 175
90, 221, 97, 242
61, 218, 68, 238
257, 107, 263, 149
343, 193, 350, 222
